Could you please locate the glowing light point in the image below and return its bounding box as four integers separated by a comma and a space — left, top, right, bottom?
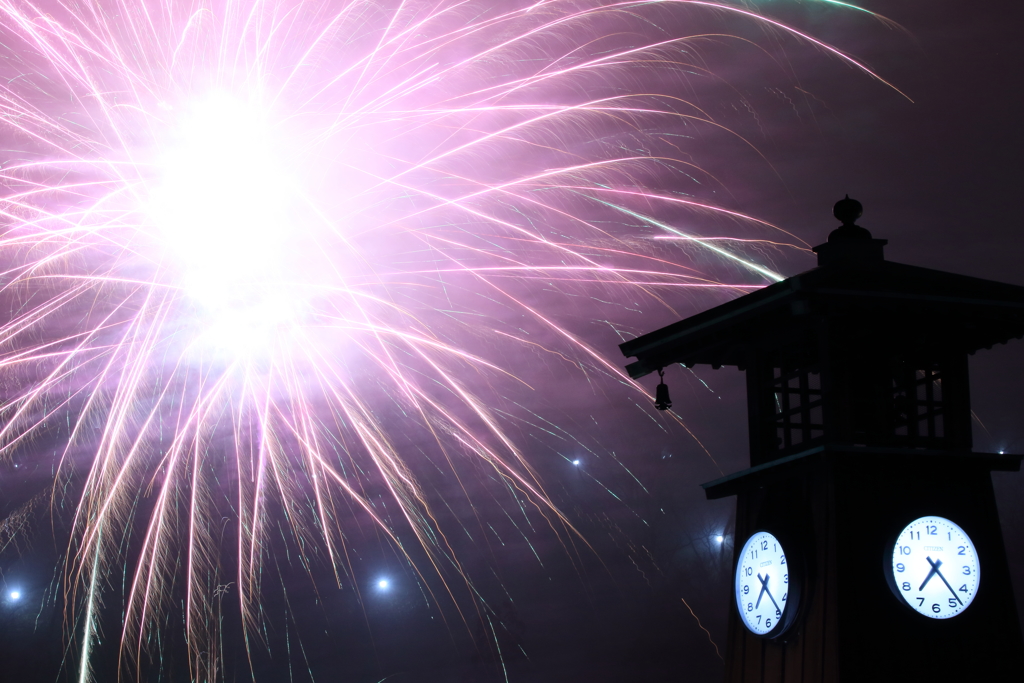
9, 590, 20, 601
377, 579, 390, 590
572, 459, 581, 466
715, 535, 724, 543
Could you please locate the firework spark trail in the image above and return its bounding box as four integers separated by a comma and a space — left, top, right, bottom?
0, 0, 896, 679
681, 595, 723, 660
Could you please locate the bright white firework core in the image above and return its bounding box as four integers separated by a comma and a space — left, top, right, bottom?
150, 93, 301, 351
377, 579, 389, 590
9, 590, 20, 600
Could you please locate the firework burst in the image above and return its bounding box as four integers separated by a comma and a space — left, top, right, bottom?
0, 0, 893, 679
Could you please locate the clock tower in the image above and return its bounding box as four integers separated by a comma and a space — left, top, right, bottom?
619, 198, 1024, 681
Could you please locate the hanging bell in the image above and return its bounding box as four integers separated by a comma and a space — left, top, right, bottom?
654, 369, 672, 411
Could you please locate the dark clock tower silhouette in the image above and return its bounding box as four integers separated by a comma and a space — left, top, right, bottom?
619, 198, 1024, 681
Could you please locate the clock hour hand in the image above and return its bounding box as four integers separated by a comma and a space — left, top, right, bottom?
919, 557, 941, 591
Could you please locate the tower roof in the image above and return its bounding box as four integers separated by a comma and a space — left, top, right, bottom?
620, 201, 1024, 378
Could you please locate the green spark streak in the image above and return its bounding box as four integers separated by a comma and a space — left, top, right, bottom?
592, 199, 785, 283
814, 0, 881, 17
487, 613, 510, 683
78, 523, 103, 683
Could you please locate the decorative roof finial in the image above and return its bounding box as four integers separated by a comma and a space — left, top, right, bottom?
833, 194, 862, 225
828, 195, 872, 242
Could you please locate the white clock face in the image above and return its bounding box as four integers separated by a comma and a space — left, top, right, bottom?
735, 531, 790, 635
891, 516, 979, 619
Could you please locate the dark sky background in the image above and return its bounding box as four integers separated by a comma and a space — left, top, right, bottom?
1, 1, 1023, 682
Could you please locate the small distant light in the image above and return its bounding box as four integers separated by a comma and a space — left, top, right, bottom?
572, 459, 581, 466
999, 450, 1005, 455
9, 590, 20, 601
715, 535, 724, 543
377, 579, 389, 590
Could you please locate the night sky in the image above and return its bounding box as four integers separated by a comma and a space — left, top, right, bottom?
1, 2, 1023, 682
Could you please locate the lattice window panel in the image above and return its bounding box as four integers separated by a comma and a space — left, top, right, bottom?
772, 367, 824, 450
893, 364, 944, 441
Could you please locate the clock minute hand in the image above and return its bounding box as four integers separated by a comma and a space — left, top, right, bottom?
763, 584, 783, 615
919, 557, 941, 591
931, 562, 964, 606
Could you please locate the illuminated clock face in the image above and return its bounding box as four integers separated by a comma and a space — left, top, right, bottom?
890, 516, 980, 619
735, 531, 790, 635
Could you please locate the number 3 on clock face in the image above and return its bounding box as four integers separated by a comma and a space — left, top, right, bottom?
889, 516, 980, 619
734, 531, 792, 636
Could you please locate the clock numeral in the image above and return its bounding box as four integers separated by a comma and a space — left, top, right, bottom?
743, 585, 749, 595
773, 544, 777, 552
775, 608, 781, 617
747, 603, 753, 612
899, 546, 911, 555
962, 566, 971, 576
780, 554, 786, 565
908, 531, 920, 540
932, 603, 941, 614
782, 592, 787, 602
750, 549, 758, 560
784, 574, 789, 584
902, 582, 911, 591
917, 597, 925, 606
949, 598, 958, 608
957, 546, 966, 556
895, 563, 906, 573
926, 525, 937, 535
765, 618, 772, 628
761, 540, 768, 551
958, 584, 968, 593
745, 567, 753, 577
756, 615, 762, 624
948, 532, 952, 541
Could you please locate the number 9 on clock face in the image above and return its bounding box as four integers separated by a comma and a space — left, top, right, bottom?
890, 516, 979, 619
735, 531, 790, 635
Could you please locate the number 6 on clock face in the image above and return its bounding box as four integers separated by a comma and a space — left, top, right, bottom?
888, 516, 980, 619
734, 531, 793, 636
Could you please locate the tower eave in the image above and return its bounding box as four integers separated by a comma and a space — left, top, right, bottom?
620, 258, 1024, 378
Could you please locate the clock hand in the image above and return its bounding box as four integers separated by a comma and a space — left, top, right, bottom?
919, 557, 941, 591
756, 573, 784, 616
931, 563, 964, 606
755, 573, 769, 609
762, 583, 783, 616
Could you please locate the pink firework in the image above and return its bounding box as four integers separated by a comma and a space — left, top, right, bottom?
0, 0, 893, 680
